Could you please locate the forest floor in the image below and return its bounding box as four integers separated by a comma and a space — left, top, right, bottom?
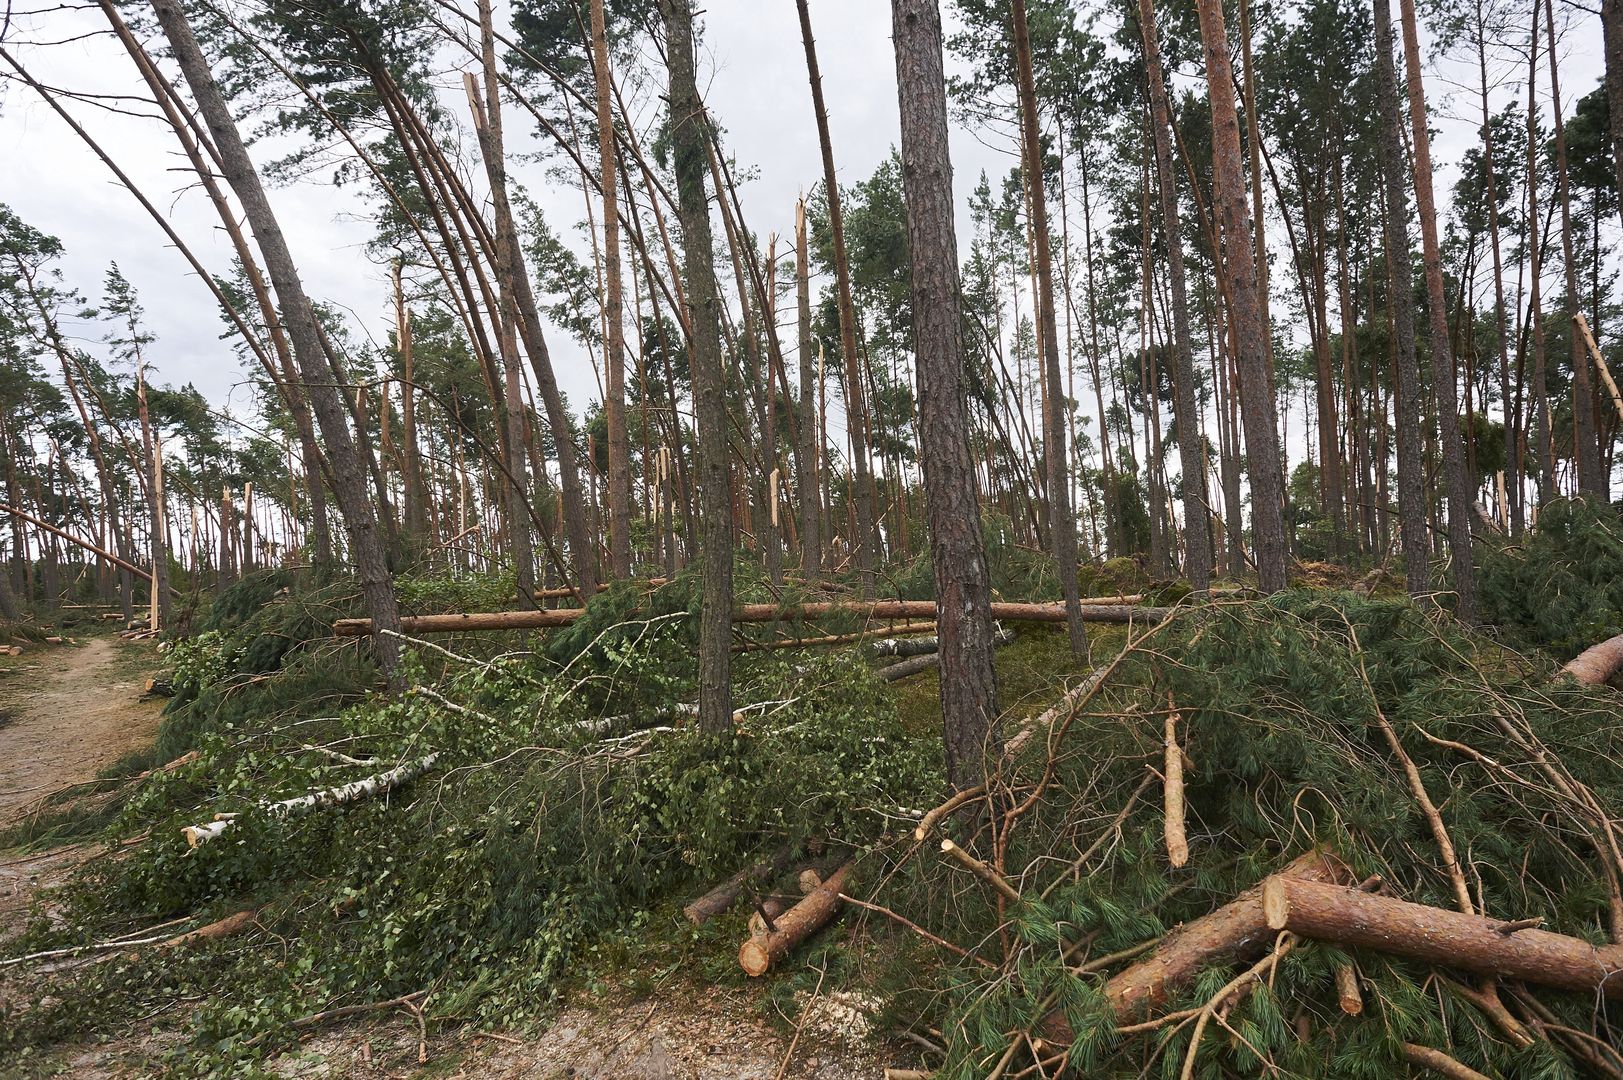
0, 632, 891, 1079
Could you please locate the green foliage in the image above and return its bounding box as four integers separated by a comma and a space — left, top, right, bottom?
1479, 496, 1623, 658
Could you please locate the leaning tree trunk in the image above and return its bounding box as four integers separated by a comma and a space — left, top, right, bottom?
1397, 0, 1477, 620
1194, 0, 1288, 592
1372, 0, 1431, 598
1010, 0, 1087, 656
796, 0, 878, 595
149, 0, 402, 684
660, 0, 732, 736
892, 0, 1002, 793
1138, 0, 1211, 593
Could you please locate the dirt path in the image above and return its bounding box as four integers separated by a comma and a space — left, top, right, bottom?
0, 637, 164, 830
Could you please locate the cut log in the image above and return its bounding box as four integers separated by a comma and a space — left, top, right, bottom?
1261, 876, 1623, 998
738, 860, 852, 976
44, 636, 63, 645
144, 677, 175, 697
332, 601, 1174, 637
682, 846, 794, 924
1563, 632, 1623, 686
1101, 849, 1353, 1021
182, 753, 441, 847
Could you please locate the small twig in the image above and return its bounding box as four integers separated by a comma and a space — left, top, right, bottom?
841, 893, 996, 969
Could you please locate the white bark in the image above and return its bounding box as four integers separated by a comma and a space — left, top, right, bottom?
182, 753, 441, 847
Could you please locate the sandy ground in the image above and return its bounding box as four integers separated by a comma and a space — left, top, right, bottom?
0, 636, 165, 830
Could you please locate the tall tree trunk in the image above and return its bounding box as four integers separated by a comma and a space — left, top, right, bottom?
1195, 0, 1289, 592
149, 0, 401, 683
660, 0, 732, 736
796, 0, 878, 595
391, 262, 427, 549
1372, 0, 1431, 597
795, 199, 823, 580
591, 0, 632, 577
1138, 0, 1212, 592
1604, 0, 1623, 232
892, 0, 1001, 792
1010, 0, 1086, 655
1526, 7, 1555, 503
1543, 0, 1604, 497
1397, 0, 1478, 621
134, 351, 171, 629
1476, 0, 1520, 536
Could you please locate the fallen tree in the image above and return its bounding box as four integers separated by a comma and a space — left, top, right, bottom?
1263, 876, 1623, 998
182, 753, 442, 846
332, 600, 1173, 637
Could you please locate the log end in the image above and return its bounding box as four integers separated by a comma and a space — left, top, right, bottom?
1262, 876, 1290, 931
739, 938, 771, 977
181, 825, 207, 848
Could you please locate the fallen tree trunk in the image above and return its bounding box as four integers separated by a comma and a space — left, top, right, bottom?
877, 629, 1017, 682
1101, 849, 1353, 1021
738, 860, 852, 976
1562, 633, 1623, 686
735, 621, 939, 653
182, 753, 441, 847
157, 908, 257, 948
1262, 876, 1623, 998
332, 601, 1174, 637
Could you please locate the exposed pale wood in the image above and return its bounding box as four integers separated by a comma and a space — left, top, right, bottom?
939, 839, 1021, 904
1163, 697, 1189, 868
1575, 313, 1623, 425
1263, 876, 1623, 997
157, 909, 257, 948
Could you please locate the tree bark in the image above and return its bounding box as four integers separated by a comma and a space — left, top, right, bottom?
796, 0, 878, 594
1137, 0, 1211, 592
1606, 0, 1623, 233
660, 0, 733, 736
1010, 0, 1087, 653
1397, 0, 1477, 619
1194, 0, 1288, 592
149, 0, 402, 683
591, 0, 633, 577
795, 199, 823, 580
738, 861, 851, 976
1543, 0, 1605, 498
1263, 876, 1623, 998
1372, 0, 1432, 598
891, 0, 1002, 791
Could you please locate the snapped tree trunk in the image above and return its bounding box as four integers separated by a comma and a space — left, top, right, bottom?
795, 199, 823, 580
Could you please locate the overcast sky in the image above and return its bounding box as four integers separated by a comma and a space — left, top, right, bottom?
0, 0, 1608, 443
